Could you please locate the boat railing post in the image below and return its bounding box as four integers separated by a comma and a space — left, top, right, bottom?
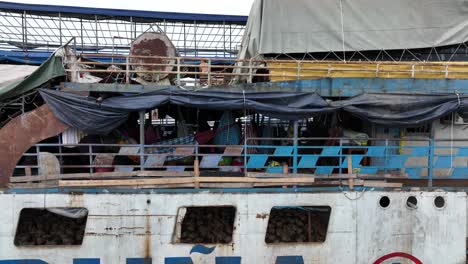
293, 120, 298, 175
88, 145, 93, 174
428, 138, 434, 188
126, 55, 130, 84
384, 139, 388, 175
176, 57, 181, 86
248, 59, 253, 83
339, 138, 343, 176
244, 138, 248, 177
208, 58, 212, 86
139, 111, 145, 171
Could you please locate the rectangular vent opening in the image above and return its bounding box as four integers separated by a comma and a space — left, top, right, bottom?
265, 206, 331, 243
14, 208, 88, 246
178, 206, 236, 244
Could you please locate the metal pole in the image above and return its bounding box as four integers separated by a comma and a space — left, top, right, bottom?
22, 11, 26, 51
428, 138, 434, 188
112, 36, 115, 64
139, 111, 145, 171
95, 15, 98, 53
80, 19, 84, 52
59, 12, 62, 45
293, 120, 299, 175
194, 20, 197, 57
183, 23, 187, 56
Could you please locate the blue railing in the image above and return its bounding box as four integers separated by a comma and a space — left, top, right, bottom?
245, 138, 468, 181
13, 138, 468, 186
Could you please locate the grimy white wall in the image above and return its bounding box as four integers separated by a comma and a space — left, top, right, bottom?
0, 191, 465, 264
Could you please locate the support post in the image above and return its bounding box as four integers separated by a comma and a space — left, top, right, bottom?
194, 142, 200, 188
126, 56, 130, 84
207, 58, 212, 86
293, 120, 299, 175
139, 111, 145, 171
428, 138, 434, 188
176, 57, 181, 86
347, 155, 354, 190
59, 12, 62, 45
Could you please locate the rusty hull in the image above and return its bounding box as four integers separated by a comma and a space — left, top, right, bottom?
0, 104, 68, 186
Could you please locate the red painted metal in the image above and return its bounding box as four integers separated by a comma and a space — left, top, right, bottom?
373, 252, 423, 264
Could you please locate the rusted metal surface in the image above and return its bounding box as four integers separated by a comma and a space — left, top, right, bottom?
130, 32, 176, 81
0, 104, 68, 186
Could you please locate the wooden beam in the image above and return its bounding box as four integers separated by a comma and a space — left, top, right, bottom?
11, 170, 194, 183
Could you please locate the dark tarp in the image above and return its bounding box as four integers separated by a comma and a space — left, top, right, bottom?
0, 54, 65, 100
39, 88, 468, 135
39, 88, 333, 134
333, 93, 468, 127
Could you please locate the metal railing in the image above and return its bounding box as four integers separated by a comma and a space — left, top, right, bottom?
66, 53, 468, 87
12, 138, 468, 188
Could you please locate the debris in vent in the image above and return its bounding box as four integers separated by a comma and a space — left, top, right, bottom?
180, 206, 235, 244
14, 208, 88, 246
265, 206, 331, 243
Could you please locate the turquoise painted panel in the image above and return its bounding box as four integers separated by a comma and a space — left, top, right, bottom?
406, 168, 423, 179
340, 155, 363, 168
386, 156, 407, 169
457, 147, 468, 156
320, 146, 341, 156
297, 155, 319, 168
246, 155, 268, 169
272, 146, 294, 156
410, 146, 430, 156
266, 167, 283, 173
366, 146, 386, 157
451, 168, 468, 178
315, 167, 334, 175
359, 167, 378, 174
434, 156, 453, 168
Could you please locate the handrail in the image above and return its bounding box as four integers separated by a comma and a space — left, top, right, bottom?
12, 138, 468, 188
65, 53, 468, 88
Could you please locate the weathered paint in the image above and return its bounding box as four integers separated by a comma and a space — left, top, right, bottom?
63, 78, 468, 97
255, 78, 468, 96
0, 191, 465, 263
0, 104, 68, 186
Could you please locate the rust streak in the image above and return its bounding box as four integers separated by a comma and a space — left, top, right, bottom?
0, 104, 68, 186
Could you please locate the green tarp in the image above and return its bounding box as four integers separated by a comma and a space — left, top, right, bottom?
0, 54, 65, 101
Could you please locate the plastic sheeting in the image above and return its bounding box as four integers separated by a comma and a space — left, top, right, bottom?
0, 53, 65, 100
336, 93, 468, 127
40, 88, 468, 135
239, 0, 468, 59
40, 88, 332, 134
47, 208, 88, 219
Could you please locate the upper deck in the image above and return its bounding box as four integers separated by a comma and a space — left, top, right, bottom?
1, 2, 468, 192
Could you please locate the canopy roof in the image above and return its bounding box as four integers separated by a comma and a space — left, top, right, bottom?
0, 1, 248, 23
239, 0, 468, 59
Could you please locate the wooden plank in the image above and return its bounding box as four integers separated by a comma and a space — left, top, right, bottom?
363, 181, 403, 188
347, 155, 354, 190
59, 177, 196, 187
194, 159, 200, 189
59, 176, 316, 187
200, 183, 253, 188
24, 167, 32, 176
247, 172, 315, 178
11, 170, 194, 183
